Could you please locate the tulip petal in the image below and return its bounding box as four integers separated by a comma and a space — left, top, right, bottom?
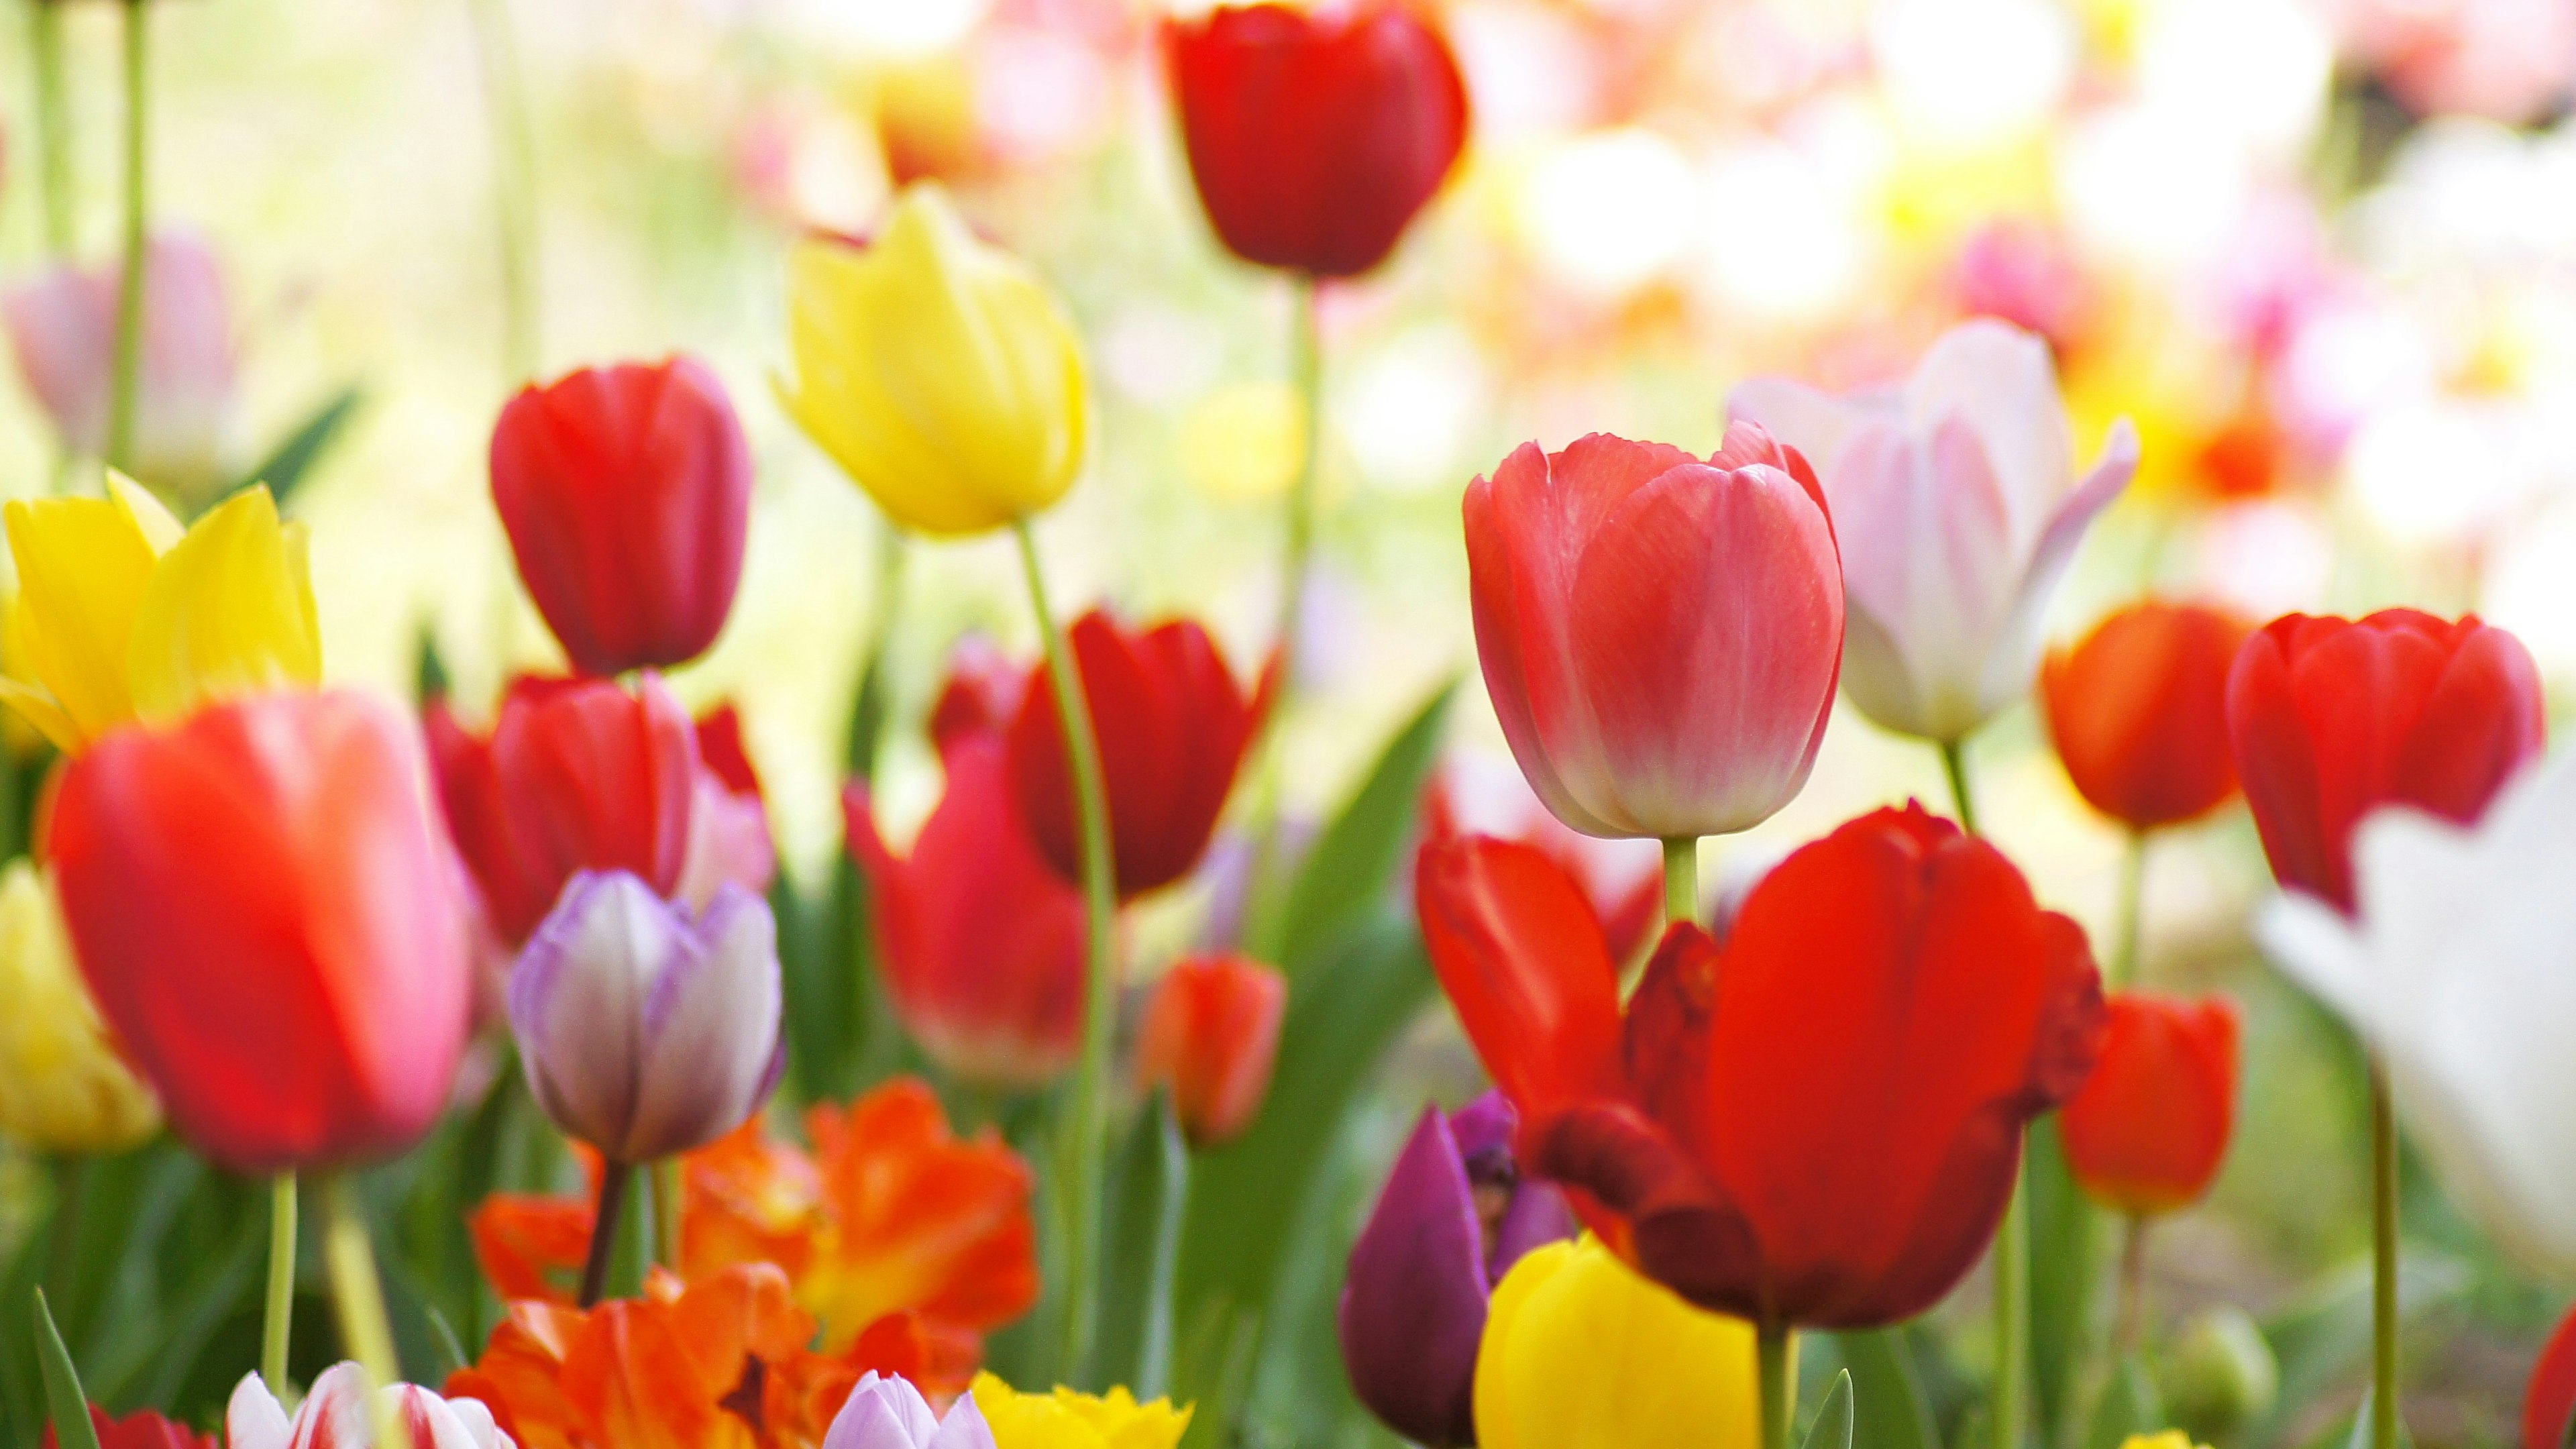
1415, 837, 1625, 1128
511, 871, 665, 1157
1338, 1108, 1489, 1448
227, 1375, 294, 1449
627, 885, 783, 1161
1972, 419, 2138, 721
1903, 317, 2072, 538
127, 486, 323, 724
3, 494, 158, 744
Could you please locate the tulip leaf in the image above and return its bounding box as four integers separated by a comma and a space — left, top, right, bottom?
34, 1289, 102, 1449
1831, 1328, 1939, 1449
1801, 1370, 1856, 1449
1270, 681, 1454, 973
231, 386, 362, 509
2028, 1118, 2100, 1447
2084, 1353, 2165, 1449
1089, 1093, 1189, 1398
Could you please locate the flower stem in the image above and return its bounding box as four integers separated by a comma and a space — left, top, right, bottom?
2112, 1214, 2147, 1356
579, 1158, 631, 1308
106, 0, 151, 476
1661, 835, 1698, 928
1013, 516, 1118, 1381
28, 1, 73, 259
263, 1173, 297, 1390
2371, 1060, 2400, 1449
2110, 831, 2147, 990
649, 1157, 683, 1271
1757, 1321, 1798, 1449
466, 0, 541, 383
1993, 1159, 2029, 1449
1939, 737, 1980, 836
320, 1173, 414, 1449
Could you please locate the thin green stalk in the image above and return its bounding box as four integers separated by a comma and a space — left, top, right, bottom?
1661, 835, 1698, 927
1994, 1161, 2030, 1449
466, 0, 541, 382
1013, 517, 1118, 1380
649, 1157, 683, 1271
2112, 1214, 2147, 1356
263, 1173, 297, 1389
578, 1159, 631, 1308
1757, 1322, 1798, 1449
1939, 737, 1980, 835
106, 0, 150, 475
319, 1174, 413, 1449
29, 1, 73, 258
2109, 831, 2147, 990
2371, 1062, 2400, 1449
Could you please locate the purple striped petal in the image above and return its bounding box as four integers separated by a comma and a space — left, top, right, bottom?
626, 882, 782, 1159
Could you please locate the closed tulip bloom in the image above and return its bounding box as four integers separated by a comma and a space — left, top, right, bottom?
490, 357, 752, 678
2228, 608, 2542, 914
0, 860, 161, 1153
2259, 749, 2576, 1272
967, 1373, 1191, 1449
1008, 610, 1263, 898
2061, 993, 2241, 1216
1420, 804, 2104, 1325
2524, 1301, 2576, 1449
42, 1405, 216, 1449
1463, 424, 1843, 841
781, 184, 1087, 537
510, 871, 784, 1163
230, 1364, 513, 1449
50, 690, 471, 1173
0, 474, 318, 753
1472, 1236, 1758, 1449
2044, 602, 2251, 831
824, 1373, 996, 1449
1732, 319, 2139, 744
1338, 1092, 1576, 1447
1166, 3, 1470, 278
1136, 953, 1287, 1148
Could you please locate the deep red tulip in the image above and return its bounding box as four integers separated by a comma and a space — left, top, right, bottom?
1464, 424, 1843, 841
1167, 1, 1469, 278
1136, 951, 1288, 1148
50, 691, 472, 1173
928, 633, 1025, 751
2061, 992, 2240, 1216
44, 1405, 216, 1449
1008, 610, 1266, 898
2043, 601, 2251, 832
490, 357, 752, 678
694, 702, 761, 798
1418, 804, 2104, 1327
2525, 1300, 2576, 1449
2226, 609, 2544, 912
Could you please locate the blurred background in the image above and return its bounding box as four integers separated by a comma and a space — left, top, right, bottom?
4, 0, 2574, 1441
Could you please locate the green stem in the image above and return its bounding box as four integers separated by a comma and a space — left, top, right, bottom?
1939, 737, 1980, 836
1661, 835, 1698, 928
2371, 1061, 2400, 1449
106, 0, 150, 476
466, 0, 541, 382
2112, 1214, 2147, 1356
29, 2, 72, 258
1013, 517, 1118, 1381
649, 1157, 683, 1271
263, 1173, 297, 1389
578, 1158, 631, 1308
1994, 1151, 2030, 1449
319, 1174, 413, 1449
2109, 832, 2147, 990
1757, 1321, 1798, 1449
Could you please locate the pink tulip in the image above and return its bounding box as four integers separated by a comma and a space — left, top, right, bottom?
1731, 319, 2137, 745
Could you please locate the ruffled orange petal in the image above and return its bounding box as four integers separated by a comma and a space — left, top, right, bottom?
683, 1117, 824, 1281
470, 1195, 596, 1305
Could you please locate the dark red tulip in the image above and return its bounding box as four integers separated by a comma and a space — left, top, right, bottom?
1136, 951, 1288, 1148
490, 357, 752, 678
1008, 610, 1265, 898
2525, 1299, 2576, 1449
44, 1405, 217, 1449
2061, 992, 2240, 1216
2226, 609, 2544, 912
1167, 2, 1470, 278
1418, 804, 2104, 1328
2043, 601, 2251, 832
928, 633, 1025, 751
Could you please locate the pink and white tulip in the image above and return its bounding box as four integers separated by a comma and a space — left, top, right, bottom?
227, 1364, 514, 1449
822, 1372, 996, 1449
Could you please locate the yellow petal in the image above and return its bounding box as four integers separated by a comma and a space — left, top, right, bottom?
0, 860, 161, 1152
1474, 1238, 1760, 1449
107, 470, 186, 555
968, 1373, 1191, 1449
3, 495, 162, 747
127, 484, 323, 723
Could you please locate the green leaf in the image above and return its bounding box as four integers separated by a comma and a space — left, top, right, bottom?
1272, 682, 1454, 972
2338, 1389, 2416, 1449
87, 1205, 260, 1406
33, 1289, 101, 1449
1089, 1095, 1189, 1398
1801, 1370, 1856, 1449
2084, 1353, 2165, 1449
2028, 1117, 2100, 1447
230, 387, 362, 508
1831, 1328, 1939, 1449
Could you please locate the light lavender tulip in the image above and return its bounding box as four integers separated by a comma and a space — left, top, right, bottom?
508, 870, 784, 1163
228, 1364, 515, 1449
821, 1372, 996, 1449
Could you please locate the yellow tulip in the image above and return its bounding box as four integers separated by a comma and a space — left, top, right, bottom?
780, 183, 1089, 537
2119, 1435, 2209, 1449
1474, 1236, 1760, 1449
0, 476, 319, 753
967, 1372, 1191, 1449
0, 859, 160, 1152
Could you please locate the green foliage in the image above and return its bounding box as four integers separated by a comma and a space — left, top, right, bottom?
35, 1289, 102, 1449
1803, 1371, 1856, 1449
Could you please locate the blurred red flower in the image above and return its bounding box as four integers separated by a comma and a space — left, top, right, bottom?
2061, 992, 2241, 1216
43, 1405, 216, 1449
1136, 952, 1288, 1148
2043, 601, 2251, 833
2525, 1299, 2576, 1449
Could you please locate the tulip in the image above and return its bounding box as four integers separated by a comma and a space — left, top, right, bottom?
1461, 423, 1843, 842
2061, 993, 2240, 1218
1338, 1092, 1576, 1447
780, 184, 1087, 537
967, 1373, 1191, 1449
2227, 608, 2543, 914
2257, 749, 2576, 1272
678, 703, 778, 910
0, 859, 161, 1153
1417, 803, 2104, 1326
490, 356, 752, 678
1007, 610, 1263, 898
1472, 1236, 1759, 1449
0, 475, 318, 754
846, 733, 1085, 1090
4, 231, 237, 497
2526, 1301, 2576, 1449
1134, 952, 1287, 1149
230, 1364, 511, 1449
1165, 2, 1470, 279
825, 1373, 996, 1449
50, 689, 470, 1172
1422, 753, 1664, 962
510, 871, 784, 1163
42, 1405, 216, 1449
1731, 318, 2139, 745
2043, 602, 2251, 832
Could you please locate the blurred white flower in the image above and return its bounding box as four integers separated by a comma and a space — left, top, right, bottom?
1517, 127, 1698, 297
1872, 0, 2076, 152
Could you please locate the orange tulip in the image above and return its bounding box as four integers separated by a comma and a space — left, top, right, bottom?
2061, 992, 2241, 1216
2042, 602, 2250, 833
1136, 953, 1287, 1149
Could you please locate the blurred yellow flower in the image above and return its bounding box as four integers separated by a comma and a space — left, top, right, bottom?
1179, 381, 1306, 502
0, 477, 319, 753
1474, 1236, 1759, 1449
967, 1372, 1191, 1449
0, 859, 160, 1152
780, 182, 1089, 537
2118, 1434, 2209, 1449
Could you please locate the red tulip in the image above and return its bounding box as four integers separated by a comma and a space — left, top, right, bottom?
1418, 804, 2103, 1327
2043, 601, 2251, 832
1166, 1, 1469, 278
1421, 755, 1661, 964
2525, 1299, 2576, 1449
1008, 610, 1266, 898
44, 1405, 216, 1449
928, 633, 1026, 751
2060, 992, 2241, 1216
1464, 425, 1843, 841
50, 691, 472, 1172
2226, 609, 2544, 912
1136, 952, 1288, 1148
490, 357, 752, 678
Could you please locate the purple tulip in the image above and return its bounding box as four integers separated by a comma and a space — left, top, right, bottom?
1338, 1091, 1576, 1447
821, 1373, 994, 1449
508, 870, 784, 1163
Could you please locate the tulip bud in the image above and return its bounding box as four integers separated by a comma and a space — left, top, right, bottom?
1136, 953, 1286, 1148
229, 1364, 510, 1449
821, 1371, 996, 1449
2061, 992, 2240, 1216
967, 1373, 1191, 1449
2158, 1307, 2278, 1440
2043, 602, 2251, 832
0, 861, 160, 1154
510, 871, 784, 1164
1472, 1237, 1758, 1449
